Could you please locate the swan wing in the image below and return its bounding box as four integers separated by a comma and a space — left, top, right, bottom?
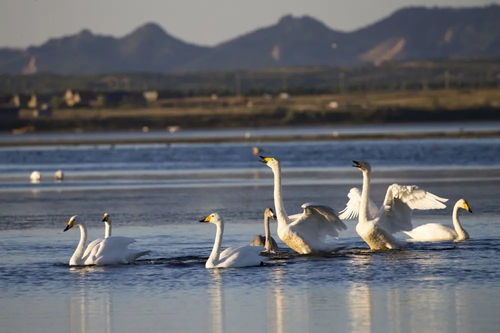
404, 223, 457, 242
338, 187, 379, 220
82, 238, 104, 259
91, 236, 146, 265
219, 246, 239, 258
377, 184, 448, 233
216, 245, 267, 268
289, 203, 347, 240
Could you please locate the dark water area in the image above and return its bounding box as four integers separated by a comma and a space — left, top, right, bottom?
1, 134, 500, 332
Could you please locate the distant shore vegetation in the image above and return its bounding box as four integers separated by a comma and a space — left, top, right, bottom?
1, 58, 499, 133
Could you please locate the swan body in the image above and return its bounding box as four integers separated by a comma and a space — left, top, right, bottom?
260, 156, 347, 254
251, 208, 279, 253
404, 199, 472, 242
340, 161, 448, 250
63, 215, 149, 266
200, 213, 268, 268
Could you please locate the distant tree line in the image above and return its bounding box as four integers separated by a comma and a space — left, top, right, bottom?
0, 58, 499, 102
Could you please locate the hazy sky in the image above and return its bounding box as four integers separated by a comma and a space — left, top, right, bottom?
1, 0, 499, 48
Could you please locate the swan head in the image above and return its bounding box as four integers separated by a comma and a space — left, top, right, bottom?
259, 156, 279, 168
264, 207, 276, 220
352, 160, 371, 173
63, 215, 78, 232
457, 199, 472, 213
199, 212, 223, 225
102, 212, 111, 223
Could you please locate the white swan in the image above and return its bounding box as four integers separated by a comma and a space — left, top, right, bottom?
199, 213, 268, 268
260, 156, 347, 254
252, 146, 262, 155
30, 170, 41, 183
63, 215, 149, 266
339, 161, 448, 250
54, 169, 64, 181
404, 199, 472, 242
251, 208, 279, 253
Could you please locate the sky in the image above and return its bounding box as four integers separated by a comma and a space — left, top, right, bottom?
1, 0, 499, 48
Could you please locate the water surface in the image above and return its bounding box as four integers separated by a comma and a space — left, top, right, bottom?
1, 135, 500, 332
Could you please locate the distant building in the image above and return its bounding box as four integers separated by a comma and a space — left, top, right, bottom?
64, 89, 102, 107
279, 92, 290, 100
0, 94, 19, 108
143, 90, 159, 103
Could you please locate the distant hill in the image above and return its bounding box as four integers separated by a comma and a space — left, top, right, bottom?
179, 15, 347, 71
0, 5, 499, 74
0, 23, 209, 74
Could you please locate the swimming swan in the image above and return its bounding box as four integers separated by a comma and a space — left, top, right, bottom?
30, 170, 41, 183
54, 169, 64, 181
404, 199, 472, 242
63, 215, 149, 266
339, 161, 448, 250
251, 208, 279, 253
260, 156, 347, 254
199, 213, 268, 268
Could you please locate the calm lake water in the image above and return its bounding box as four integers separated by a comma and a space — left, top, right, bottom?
1, 133, 500, 332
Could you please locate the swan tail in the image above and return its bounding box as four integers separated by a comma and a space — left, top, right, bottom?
402, 231, 413, 238
127, 250, 151, 262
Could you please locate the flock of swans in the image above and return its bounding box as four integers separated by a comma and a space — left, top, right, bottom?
63, 156, 473, 269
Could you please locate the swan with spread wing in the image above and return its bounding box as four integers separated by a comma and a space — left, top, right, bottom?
260, 156, 346, 254
339, 161, 448, 250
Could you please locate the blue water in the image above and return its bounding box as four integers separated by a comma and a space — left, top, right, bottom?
1, 138, 500, 174
1, 135, 500, 332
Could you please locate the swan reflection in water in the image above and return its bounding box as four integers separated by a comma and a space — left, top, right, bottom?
68, 267, 113, 333
272, 266, 285, 333
208, 270, 226, 333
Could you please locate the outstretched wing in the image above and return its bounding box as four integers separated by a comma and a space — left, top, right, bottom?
83, 238, 104, 259
290, 203, 347, 241
377, 184, 448, 233
338, 187, 379, 220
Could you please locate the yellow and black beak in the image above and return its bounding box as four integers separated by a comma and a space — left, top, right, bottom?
199, 215, 211, 223
464, 201, 472, 213
259, 156, 272, 164
269, 208, 277, 220
63, 225, 70, 232
352, 160, 361, 168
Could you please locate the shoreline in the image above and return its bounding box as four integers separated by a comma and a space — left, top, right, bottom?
1, 126, 499, 147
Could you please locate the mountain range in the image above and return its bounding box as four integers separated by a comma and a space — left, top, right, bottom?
0, 5, 499, 74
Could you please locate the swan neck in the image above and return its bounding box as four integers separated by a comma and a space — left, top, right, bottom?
104, 221, 111, 238
452, 204, 468, 240
71, 223, 88, 264
271, 164, 288, 227
208, 222, 224, 266
264, 215, 271, 251
359, 170, 371, 223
